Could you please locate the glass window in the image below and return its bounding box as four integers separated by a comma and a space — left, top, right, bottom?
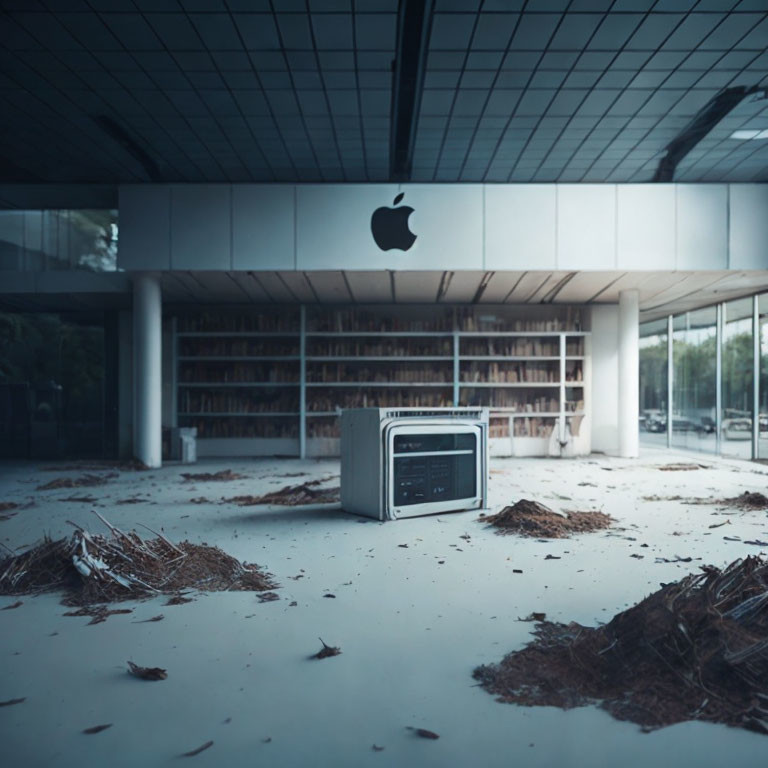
672, 307, 717, 454
0, 210, 118, 272
639, 318, 668, 448
721, 298, 753, 459
759, 294, 768, 461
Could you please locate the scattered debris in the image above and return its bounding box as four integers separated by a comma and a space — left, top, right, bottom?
372, 744, 385, 752
165, 594, 194, 606
398, 544, 409, 548
58, 495, 99, 504
512, 569, 523, 574
0, 502, 19, 513
744, 540, 768, 547
0, 697, 25, 707
323, 593, 336, 599
657, 463, 707, 471
289, 601, 297, 607
544, 555, 561, 560
127, 661, 167, 681
63, 606, 133, 625
37, 473, 116, 491
655, 556, 696, 563
519, 613, 546, 622
709, 520, 731, 529
474, 555, 768, 734
578, 482, 597, 487
312, 638, 341, 659
181, 470, 244, 482
82, 724, 112, 735
721, 492, 768, 510
0, 513, 277, 606
258, 592, 280, 603
133, 614, 164, 623
1, 600, 22, 610
406, 727, 439, 740
630, 554, 644, 559
116, 497, 149, 505
189, 497, 211, 504
481, 500, 614, 539
223, 478, 340, 507
180, 740, 213, 757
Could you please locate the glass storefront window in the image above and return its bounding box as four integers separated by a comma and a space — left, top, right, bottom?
0, 210, 118, 272
721, 298, 753, 459
759, 295, 768, 461
639, 318, 668, 448
672, 307, 717, 454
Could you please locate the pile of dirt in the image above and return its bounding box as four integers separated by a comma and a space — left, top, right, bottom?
721, 491, 768, 510
0, 515, 276, 606
473, 555, 768, 734
657, 463, 707, 471
181, 469, 245, 482
224, 478, 340, 507
36, 473, 116, 491
480, 500, 614, 538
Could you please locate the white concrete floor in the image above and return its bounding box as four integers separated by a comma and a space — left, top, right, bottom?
1, 450, 768, 767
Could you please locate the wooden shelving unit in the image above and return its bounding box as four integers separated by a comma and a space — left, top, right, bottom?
173, 305, 591, 458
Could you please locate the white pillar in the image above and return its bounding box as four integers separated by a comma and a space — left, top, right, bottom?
133, 273, 162, 468
618, 290, 639, 458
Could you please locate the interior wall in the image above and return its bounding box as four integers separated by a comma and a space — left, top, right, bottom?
590, 305, 619, 455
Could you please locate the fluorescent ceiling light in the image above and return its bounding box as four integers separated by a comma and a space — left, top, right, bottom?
730, 129, 768, 140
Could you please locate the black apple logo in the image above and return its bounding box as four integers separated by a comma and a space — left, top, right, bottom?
370, 193, 416, 251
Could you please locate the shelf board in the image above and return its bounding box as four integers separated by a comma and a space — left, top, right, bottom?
306, 381, 453, 387
178, 356, 300, 362
179, 412, 299, 417
460, 356, 560, 361
490, 411, 561, 417
306, 412, 340, 417
565, 356, 585, 360
306, 356, 452, 362
306, 331, 453, 337
459, 382, 560, 387
177, 332, 299, 338
178, 382, 300, 387
458, 331, 588, 337
565, 383, 585, 387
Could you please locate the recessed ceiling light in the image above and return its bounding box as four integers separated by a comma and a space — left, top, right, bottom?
730, 129, 768, 140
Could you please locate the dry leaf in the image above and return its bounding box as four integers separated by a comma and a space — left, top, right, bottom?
372, 744, 385, 751
180, 740, 213, 757
1, 601, 22, 610
133, 614, 164, 623
165, 594, 194, 606
82, 724, 112, 735
258, 591, 280, 603
312, 638, 341, 659
127, 661, 167, 681
407, 727, 439, 740
0, 697, 25, 707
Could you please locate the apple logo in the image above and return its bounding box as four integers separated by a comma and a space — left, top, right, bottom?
370, 193, 416, 251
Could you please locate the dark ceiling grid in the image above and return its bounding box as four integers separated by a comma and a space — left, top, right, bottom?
79, 5, 217, 184
350, 0, 370, 181
611, 13, 768, 183
0, 13, 153, 183
145, 7, 279, 182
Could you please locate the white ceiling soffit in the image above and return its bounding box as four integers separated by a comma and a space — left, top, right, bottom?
343, 271, 393, 303
552, 271, 625, 303
276, 272, 318, 303
250, 272, 297, 303
438, 271, 487, 303
304, 271, 352, 303
594, 272, 673, 303
227, 272, 273, 303
639, 273, 737, 313
477, 272, 526, 302
393, 271, 444, 303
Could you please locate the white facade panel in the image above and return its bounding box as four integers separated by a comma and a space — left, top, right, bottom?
589, 305, 619, 455
676, 185, 727, 270
296, 184, 483, 270
118, 186, 171, 270
170, 185, 231, 270
617, 185, 675, 270
232, 185, 294, 270
729, 184, 768, 270
557, 185, 617, 269
484, 185, 556, 270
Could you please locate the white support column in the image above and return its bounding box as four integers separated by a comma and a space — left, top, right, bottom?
618, 290, 639, 458
133, 273, 162, 468
667, 314, 673, 449
754, 295, 760, 461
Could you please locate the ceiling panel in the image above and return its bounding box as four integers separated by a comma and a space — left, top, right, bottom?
343, 271, 393, 303
0, 4, 766, 185
305, 270, 352, 302
393, 271, 444, 303
439, 270, 486, 303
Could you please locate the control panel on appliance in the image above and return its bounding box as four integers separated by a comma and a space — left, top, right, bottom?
392, 433, 477, 507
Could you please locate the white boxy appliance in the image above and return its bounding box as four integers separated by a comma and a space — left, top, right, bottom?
340, 407, 489, 520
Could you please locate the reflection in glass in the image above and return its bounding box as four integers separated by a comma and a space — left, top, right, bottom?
721, 298, 753, 459
0, 210, 118, 271
639, 318, 668, 449
672, 307, 717, 454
